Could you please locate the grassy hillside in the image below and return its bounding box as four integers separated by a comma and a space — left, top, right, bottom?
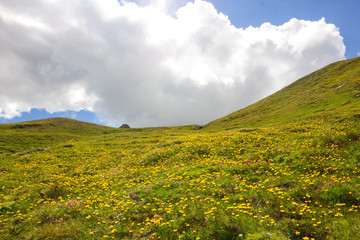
0, 58, 360, 240
0, 118, 115, 155
0, 118, 359, 240
206, 57, 360, 129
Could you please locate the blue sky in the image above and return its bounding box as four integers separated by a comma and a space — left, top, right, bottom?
0, 0, 358, 126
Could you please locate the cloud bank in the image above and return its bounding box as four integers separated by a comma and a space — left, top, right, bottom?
0, 0, 345, 126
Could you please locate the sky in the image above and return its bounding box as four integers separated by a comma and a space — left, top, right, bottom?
0, 0, 359, 127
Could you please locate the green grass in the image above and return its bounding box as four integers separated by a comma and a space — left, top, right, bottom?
0, 57, 359, 239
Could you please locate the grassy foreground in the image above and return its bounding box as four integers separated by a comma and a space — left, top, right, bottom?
0, 113, 360, 239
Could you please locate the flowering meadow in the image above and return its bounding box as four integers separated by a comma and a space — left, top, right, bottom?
0, 113, 359, 239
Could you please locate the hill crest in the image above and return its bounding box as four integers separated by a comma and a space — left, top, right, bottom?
206, 57, 360, 129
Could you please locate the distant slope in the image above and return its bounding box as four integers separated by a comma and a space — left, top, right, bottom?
207, 57, 360, 129
0, 117, 115, 154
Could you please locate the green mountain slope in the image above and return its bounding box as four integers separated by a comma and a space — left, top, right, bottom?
0, 117, 115, 154
207, 57, 360, 129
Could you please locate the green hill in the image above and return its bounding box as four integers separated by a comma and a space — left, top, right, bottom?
0, 117, 115, 155
207, 57, 360, 129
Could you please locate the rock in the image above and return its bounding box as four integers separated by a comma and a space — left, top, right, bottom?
119, 124, 130, 128
63, 145, 74, 148
36, 147, 49, 152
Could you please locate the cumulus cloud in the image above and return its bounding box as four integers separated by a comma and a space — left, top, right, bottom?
0, 0, 345, 126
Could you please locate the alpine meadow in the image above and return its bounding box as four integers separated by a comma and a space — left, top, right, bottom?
1, 57, 360, 239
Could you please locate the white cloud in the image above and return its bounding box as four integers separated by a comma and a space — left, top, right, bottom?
357, 52, 360, 56
0, 0, 346, 126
